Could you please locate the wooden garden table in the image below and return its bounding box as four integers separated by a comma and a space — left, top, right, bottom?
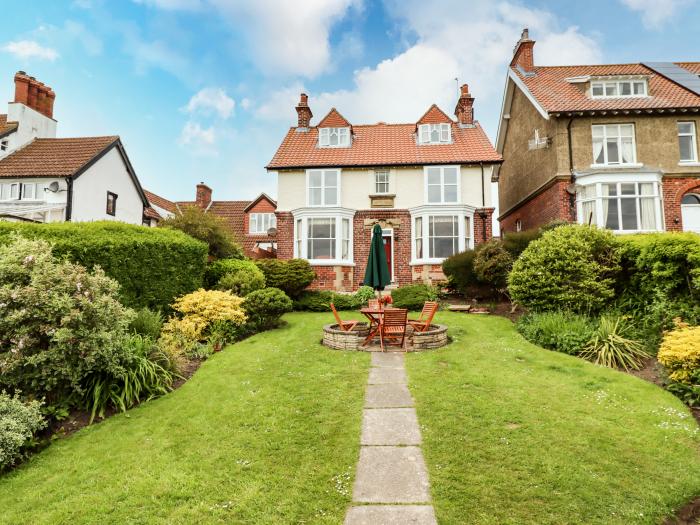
360, 307, 384, 346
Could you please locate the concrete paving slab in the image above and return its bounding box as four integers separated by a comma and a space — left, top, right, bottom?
353, 446, 431, 503
371, 352, 405, 368
365, 383, 414, 408
361, 408, 421, 445
344, 505, 437, 525
368, 366, 407, 385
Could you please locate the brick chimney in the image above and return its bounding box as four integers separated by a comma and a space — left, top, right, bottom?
196, 182, 212, 209
454, 84, 474, 126
13, 71, 56, 119
510, 28, 535, 74
295, 93, 313, 129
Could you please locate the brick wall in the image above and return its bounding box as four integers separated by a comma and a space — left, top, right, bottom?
661, 176, 700, 231
411, 264, 446, 285
309, 265, 354, 291
473, 207, 495, 245
241, 198, 277, 258
500, 179, 575, 234
275, 211, 294, 259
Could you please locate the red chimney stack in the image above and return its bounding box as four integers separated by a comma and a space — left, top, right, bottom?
13, 71, 55, 119
510, 28, 535, 73
295, 93, 313, 129
454, 84, 475, 126
196, 182, 213, 209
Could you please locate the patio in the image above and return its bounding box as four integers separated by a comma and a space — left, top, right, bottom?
322, 321, 449, 352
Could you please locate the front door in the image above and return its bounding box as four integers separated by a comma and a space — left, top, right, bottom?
382, 229, 393, 282
682, 193, 700, 233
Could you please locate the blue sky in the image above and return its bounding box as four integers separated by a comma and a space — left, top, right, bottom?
2, 0, 699, 201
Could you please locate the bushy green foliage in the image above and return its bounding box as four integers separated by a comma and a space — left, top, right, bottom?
517, 311, 596, 355
579, 316, 650, 370
508, 225, 621, 313
658, 321, 700, 406
255, 259, 316, 298
391, 284, 439, 311
207, 259, 265, 296
0, 221, 207, 311
354, 286, 376, 305
0, 392, 46, 471
442, 250, 479, 294
129, 308, 164, 340
473, 240, 513, 293
293, 286, 382, 312
243, 288, 293, 330
0, 236, 135, 406
159, 206, 244, 260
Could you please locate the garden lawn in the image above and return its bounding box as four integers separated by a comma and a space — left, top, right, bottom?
0, 313, 369, 525
407, 312, 700, 525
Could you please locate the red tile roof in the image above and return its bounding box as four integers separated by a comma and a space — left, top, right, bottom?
267, 118, 502, 170
317, 108, 351, 128
417, 104, 453, 125
513, 62, 700, 113
0, 114, 18, 138
144, 189, 177, 214
143, 206, 161, 220
205, 201, 250, 240
0, 136, 119, 178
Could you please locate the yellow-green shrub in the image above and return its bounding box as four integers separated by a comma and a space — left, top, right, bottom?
658, 321, 700, 383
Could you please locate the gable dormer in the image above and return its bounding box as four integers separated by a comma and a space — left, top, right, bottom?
317, 108, 352, 148
416, 104, 453, 145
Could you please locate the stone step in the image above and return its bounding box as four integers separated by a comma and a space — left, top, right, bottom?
352, 446, 431, 503
344, 505, 437, 525
365, 384, 414, 408
361, 408, 421, 446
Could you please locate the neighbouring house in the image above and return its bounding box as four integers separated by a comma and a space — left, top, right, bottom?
495, 29, 700, 234
145, 183, 277, 258
266, 88, 502, 291
0, 71, 151, 225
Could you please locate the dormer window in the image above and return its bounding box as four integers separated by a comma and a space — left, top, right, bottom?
418, 123, 451, 144
0, 139, 8, 152
319, 127, 350, 148
590, 79, 648, 99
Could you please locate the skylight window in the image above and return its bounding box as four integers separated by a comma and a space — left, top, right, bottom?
319, 127, 350, 148
418, 123, 451, 144
590, 79, 648, 99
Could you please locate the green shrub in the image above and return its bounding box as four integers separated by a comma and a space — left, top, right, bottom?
473, 240, 513, 293
293, 286, 380, 312
658, 321, 700, 406
207, 259, 265, 295
442, 250, 479, 294
508, 225, 621, 313
0, 392, 46, 471
517, 311, 596, 355
130, 308, 164, 340
243, 288, 293, 330
0, 221, 207, 311
580, 316, 650, 370
0, 236, 135, 407
354, 286, 376, 305
159, 206, 244, 260
391, 284, 439, 310
255, 259, 316, 298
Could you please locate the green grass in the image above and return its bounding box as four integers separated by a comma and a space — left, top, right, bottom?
0, 313, 369, 524
407, 312, 700, 525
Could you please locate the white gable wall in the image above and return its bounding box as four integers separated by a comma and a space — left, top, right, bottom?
7, 102, 57, 145
71, 147, 144, 224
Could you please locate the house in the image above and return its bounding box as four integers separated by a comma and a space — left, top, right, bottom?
266, 87, 502, 291
495, 29, 700, 234
0, 71, 150, 225
145, 183, 277, 258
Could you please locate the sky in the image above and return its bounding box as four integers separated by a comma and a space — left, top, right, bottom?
2, 0, 700, 202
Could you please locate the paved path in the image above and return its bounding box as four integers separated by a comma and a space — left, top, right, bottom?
344, 352, 437, 525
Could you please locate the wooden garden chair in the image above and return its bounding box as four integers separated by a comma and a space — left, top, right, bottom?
330, 303, 359, 332
380, 308, 408, 351
408, 301, 439, 333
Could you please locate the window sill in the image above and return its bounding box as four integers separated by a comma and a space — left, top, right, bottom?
410, 259, 447, 266
306, 260, 355, 267
590, 163, 643, 169
369, 193, 396, 198
678, 162, 700, 167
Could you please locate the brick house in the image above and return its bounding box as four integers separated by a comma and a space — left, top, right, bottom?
145, 183, 277, 258
495, 29, 700, 235
266, 88, 502, 292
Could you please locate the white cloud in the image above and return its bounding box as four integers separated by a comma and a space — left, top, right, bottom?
185, 88, 235, 118
1, 40, 59, 61
620, 0, 695, 29
179, 121, 217, 155
240, 97, 251, 110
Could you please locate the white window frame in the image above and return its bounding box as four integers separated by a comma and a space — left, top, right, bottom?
292, 208, 355, 266
318, 127, 350, 148
249, 212, 276, 234
591, 124, 638, 167
590, 79, 648, 99
424, 165, 461, 204
418, 123, 451, 144
678, 121, 698, 164
20, 183, 37, 201
410, 205, 474, 265
306, 169, 341, 207
374, 170, 390, 194
575, 173, 663, 234
9, 183, 19, 200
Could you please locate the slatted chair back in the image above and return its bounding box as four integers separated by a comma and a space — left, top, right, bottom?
382, 308, 408, 330
367, 299, 380, 310
330, 303, 343, 327
422, 301, 439, 327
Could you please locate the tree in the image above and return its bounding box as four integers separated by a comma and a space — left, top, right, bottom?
159, 206, 243, 259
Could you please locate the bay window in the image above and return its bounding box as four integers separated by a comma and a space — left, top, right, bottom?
425, 166, 459, 204
678, 121, 698, 163
293, 210, 354, 264
319, 127, 350, 147
249, 212, 276, 234
307, 169, 340, 206
418, 123, 451, 144
577, 180, 661, 232
411, 206, 473, 263
592, 124, 636, 166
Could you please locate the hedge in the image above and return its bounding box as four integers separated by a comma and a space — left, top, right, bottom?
0, 221, 208, 311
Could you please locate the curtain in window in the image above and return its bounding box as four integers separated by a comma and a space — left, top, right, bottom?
592, 136, 604, 164
639, 183, 657, 230
621, 137, 635, 164
579, 185, 596, 225
602, 184, 611, 227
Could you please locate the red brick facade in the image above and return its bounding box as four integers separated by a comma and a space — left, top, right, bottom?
500, 178, 574, 234
473, 207, 496, 244
241, 196, 277, 258
275, 211, 294, 260
661, 176, 700, 231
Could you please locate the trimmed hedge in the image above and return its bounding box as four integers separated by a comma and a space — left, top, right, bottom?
255, 259, 316, 298
0, 221, 207, 311
391, 284, 439, 311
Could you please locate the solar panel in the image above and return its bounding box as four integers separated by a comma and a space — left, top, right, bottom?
643, 62, 700, 96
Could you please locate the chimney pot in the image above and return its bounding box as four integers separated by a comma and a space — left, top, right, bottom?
295, 92, 313, 129
195, 183, 213, 209
510, 27, 535, 73
13, 72, 55, 118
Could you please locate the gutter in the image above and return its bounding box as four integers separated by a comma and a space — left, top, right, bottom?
65, 177, 73, 221
478, 162, 487, 243
566, 118, 576, 220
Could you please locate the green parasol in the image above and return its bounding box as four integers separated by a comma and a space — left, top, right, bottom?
363, 223, 391, 293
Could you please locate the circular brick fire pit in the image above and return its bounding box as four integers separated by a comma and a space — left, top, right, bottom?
322, 322, 449, 351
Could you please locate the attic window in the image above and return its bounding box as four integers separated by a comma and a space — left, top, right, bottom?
319, 127, 350, 148
590, 79, 648, 99
0, 139, 8, 152
418, 123, 451, 144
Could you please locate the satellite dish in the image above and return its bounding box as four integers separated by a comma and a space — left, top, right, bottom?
47, 181, 60, 192
267, 227, 277, 237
